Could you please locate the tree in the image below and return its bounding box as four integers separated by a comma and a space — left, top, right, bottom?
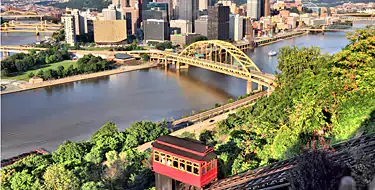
57, 65, 65, 78
43, 164, 79, 190
140, 54, 150, 61
192, 35, 208, 43
15, 60, 26, 72
43, 69, 53, 80
179, 132, 196, 139
37, 70, 44, 78
10, 170, 42, 190
23, 56, 35, 68
28, 72, 35, 78
29, 49, 37, 55
52, 141, 90, 164
155, 41, 172, 50
81, 181, 106, 190
199, 130, 215, 145
91, 122, 119, 143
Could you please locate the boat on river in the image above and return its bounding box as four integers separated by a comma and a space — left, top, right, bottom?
268, 51, 278, 56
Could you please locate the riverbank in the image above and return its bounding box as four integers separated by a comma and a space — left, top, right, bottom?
256, 31, 309, 47
0, 62, 158, 95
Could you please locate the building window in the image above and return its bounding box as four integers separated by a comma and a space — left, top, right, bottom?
207, 161, 211, 171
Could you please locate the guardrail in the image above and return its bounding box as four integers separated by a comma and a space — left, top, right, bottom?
172, 91, 267, 126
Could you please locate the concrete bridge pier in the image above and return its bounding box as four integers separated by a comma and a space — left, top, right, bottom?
2, 51, 10, 58
175, 62, 180, 70
246, 80, 253, 94
257, 84, 263, 92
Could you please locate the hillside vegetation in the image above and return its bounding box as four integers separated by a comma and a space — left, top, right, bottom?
210, 25, 375, 176
1, 27, 374, 190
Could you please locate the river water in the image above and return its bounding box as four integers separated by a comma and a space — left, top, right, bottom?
2, 21, 369, 159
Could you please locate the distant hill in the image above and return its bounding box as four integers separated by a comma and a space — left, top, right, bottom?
306, 0, 374, 4
52, 0, 111, 11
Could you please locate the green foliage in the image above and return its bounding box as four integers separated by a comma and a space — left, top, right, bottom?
124, 121, 170, 148
28, 72, 35, 78
10, 170, 42, 190
179, 131, 196, 139
1, 119, 166, 190
140, 53, 150, 61
52, 30, 65, 42
52, 0, 110, 11
43, 164, 80, 190
81, 181, 106, 190
1, 45, 70, 77
91, 122, 118, 143
192, 35, 208, 43
52, 141, 90, 164
210, 26, 375, 177
155, 41, 172, 50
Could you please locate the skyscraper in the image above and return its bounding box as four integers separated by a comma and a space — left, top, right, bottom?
178, 0, 199, 31
247, 0, 260, 20
72, 9, 84, 36
264, 0, 270, 17
61, 14, 76, 46
154, 0, 173, 20
229, 14, 243, 41
103, 4, 117, 20
208, 4, 229, 40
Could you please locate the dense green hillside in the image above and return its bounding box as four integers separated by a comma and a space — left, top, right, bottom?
52, 0, 110, 11
1, 27, 374, 190
211, 25, 375, 176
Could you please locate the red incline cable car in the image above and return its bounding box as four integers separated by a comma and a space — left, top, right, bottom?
152, 135, 218, 189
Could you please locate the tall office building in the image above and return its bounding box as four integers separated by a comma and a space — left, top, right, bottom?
247, 0, 260, 20
103, 4, 118, 20
229, 14, 243, 41
179, 0, 199, 31
244, 17, 254, 42
144, 19, 169, 42
143, 2, 169, 21
61, 14, 76, 46
170, 19, 193, 34
207, 4, 229, 40
264, 0, 270, 17
195, 15, 208, 36
72, 9, 84, 35
199, 0, 208, 11
122, 0, 141, 35
154, 0, 173, 20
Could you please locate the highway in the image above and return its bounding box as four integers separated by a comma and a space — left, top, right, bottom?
137, 91, 268, 152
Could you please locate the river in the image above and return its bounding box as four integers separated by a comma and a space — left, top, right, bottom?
2, 21, 370, 159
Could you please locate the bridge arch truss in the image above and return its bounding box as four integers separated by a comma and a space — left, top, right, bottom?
178, 40, 261, 73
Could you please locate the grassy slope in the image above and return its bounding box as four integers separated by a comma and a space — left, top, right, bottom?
3, 60, 77, 81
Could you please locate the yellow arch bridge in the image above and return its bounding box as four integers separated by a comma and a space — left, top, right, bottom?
147, 40, 276, 95
1, 41, 276, 94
